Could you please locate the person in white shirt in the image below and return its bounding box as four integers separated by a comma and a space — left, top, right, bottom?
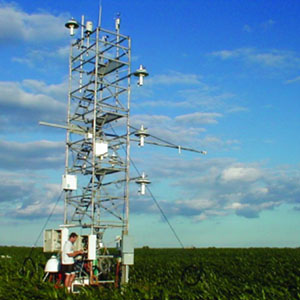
61, 232, 83, 291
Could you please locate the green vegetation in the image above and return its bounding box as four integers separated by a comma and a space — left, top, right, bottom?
0, 247, 300, 299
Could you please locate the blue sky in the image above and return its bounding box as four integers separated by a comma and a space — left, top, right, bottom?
0, 0, 299, 247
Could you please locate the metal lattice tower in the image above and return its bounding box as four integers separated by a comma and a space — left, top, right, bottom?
64, 16, 131, 238
41, 12, 207, 288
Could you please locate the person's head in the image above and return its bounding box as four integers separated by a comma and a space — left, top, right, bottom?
69, 232, 78, 243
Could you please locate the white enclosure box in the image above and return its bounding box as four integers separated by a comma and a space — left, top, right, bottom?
62, 174, 77, 190
122, 235, 134, 253
44, 229, 62, 252
123, 253, 134, 265
95, 141, 108, 157
44, 228, 69, 253
122, 235, 134, 265
88, 235, 97, 260
60, 228, 69, 252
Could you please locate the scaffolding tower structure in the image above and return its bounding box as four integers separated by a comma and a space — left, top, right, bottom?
41, 14, 144, 287
42, 12, 206, 290
64, 16, 132, 239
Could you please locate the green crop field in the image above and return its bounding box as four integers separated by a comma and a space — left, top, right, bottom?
0, 246, 300, 299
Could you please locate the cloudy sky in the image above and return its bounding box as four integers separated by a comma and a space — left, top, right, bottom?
0, 0, 299, 247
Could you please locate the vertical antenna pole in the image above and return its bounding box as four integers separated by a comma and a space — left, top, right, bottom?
98, 0, 102, 28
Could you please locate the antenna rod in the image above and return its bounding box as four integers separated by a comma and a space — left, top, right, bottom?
98, 0, 102, 28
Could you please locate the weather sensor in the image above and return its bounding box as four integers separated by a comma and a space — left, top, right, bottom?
85, 21, 93, 36
65, 18, 79, 36
134, 125, 149, 147
135, 172, 151, 195
134, 65, 149, 86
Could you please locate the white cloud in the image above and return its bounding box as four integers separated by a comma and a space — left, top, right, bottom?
131, 112, 236, 151
212, 49, 242, 60
131, 113, 211, 146
0, 171, 34, 204
211, 48, 300, 69
131, 114, 171, 127
193, 213, 207, 222
175, 112, 222, 125
176, 198, 215, 210
243, 19, 274, 34
13, 183, 63, 218
261, 19, 275, 31
0, 80, 65, 109
9, 184, 63, 220
0, 140, 64, 170
2, 152, 298, 222
252, 187, 269, 195
199, 136, 239, 150
133, 90, 235, 111
250, 53, 285, 66
0, 3, 68, 44
226, 106, 249, 113
132, 72, 244, 118
12, 45, 70, 68
22, 79, 67, 99
131, 70, 210, 105
243, 25, 252, 33
147, 71, 203, 86
0, 80, 65, 114
0, 170, 63, 220
221, 166, 262, 182
176, 89, 238, 112
285, 76, 300, 84
142, 156, 300, 221
0, 80, 66, 131
226, 202, 249, 210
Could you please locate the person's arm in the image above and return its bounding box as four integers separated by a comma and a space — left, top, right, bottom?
67, 250, 83, 257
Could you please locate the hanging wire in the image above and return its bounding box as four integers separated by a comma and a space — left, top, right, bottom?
146, 188, 185, 248
28, 191, 64, 258
110, 125, 185, 248
20, 190, 64, 275
129, 158, 185, 249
